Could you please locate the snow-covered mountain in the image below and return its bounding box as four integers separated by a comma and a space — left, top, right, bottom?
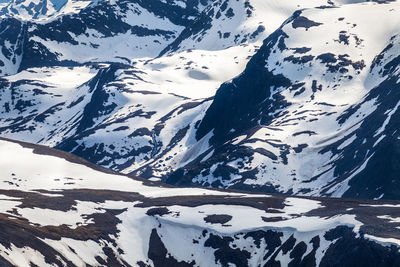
1, 0, 400, 198
0, 0, 338, 177
0, 0, 212, 76
1, 137, 400, 266
2, 0, 400, 264
0, 0, 68, 20
168, 1, 400, 200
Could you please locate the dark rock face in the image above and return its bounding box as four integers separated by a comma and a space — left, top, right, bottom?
291, 16, 323, 29
321, 226, 400, 267
204, 233, 251, 266
74, 64, 121, 133
148, 229, 196, 267
196, 28, 292, 145
146, 207, 171, 216
329, 41, 400, 200
0, 18, 25, 75
203, 214, 232, 224
148, 225, 400, 267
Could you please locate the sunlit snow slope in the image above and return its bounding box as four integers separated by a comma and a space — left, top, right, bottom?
0, 137, 400, 266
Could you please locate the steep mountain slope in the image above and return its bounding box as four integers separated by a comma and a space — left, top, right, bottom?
1, 0, 400, 201
0, 0, 339, 179
160, 0, 337, 55
53, 0, 340, 178
0, 0, 61, 20
1, 137, 400, 266
0, 0, 220, 178
0, 17, 25, 75
168, 1, 400, 199
0, 0, 210, 75
0, 0, 89, 20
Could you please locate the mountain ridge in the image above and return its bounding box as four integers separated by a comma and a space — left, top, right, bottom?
0, 137, 400, 266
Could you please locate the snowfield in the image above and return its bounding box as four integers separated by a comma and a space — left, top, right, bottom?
0, 137, 399, 266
